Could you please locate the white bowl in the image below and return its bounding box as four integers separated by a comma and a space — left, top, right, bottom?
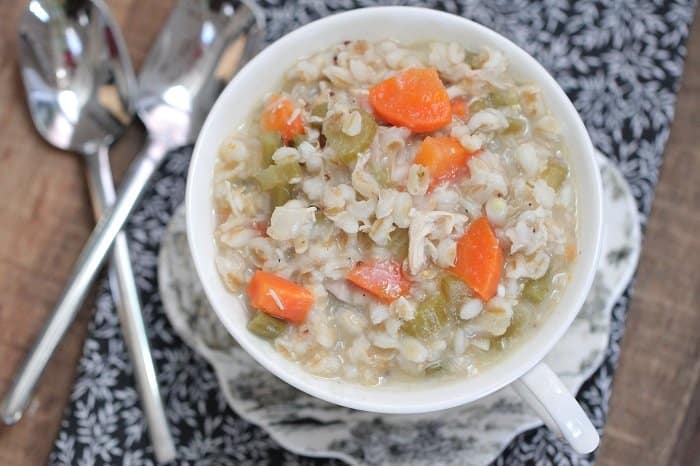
186, 6, 603, 454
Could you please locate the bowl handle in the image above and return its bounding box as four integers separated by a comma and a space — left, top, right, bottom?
512, 362, 600, 454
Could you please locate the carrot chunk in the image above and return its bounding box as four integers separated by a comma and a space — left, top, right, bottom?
451, 218, 504, 301
261, 94, 305, 143
247, 270, 314, 323
347, 260, 411, 303
368, 68, 451, 132
450, 98, 469, 120
415, 136, 475, 186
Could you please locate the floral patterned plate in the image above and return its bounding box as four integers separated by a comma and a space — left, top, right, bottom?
158, 152, 640, 466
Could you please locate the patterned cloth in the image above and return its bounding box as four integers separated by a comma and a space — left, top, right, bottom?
50, 1, 696, 465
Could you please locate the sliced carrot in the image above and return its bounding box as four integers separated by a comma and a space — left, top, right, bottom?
415, 136, 475, 187
450, 98, 469, 120
368, 68, 451, 132
261, 94, 305, 143
346, 260, 411, 303
247, 270, 314, 323
451, 217, 504, 301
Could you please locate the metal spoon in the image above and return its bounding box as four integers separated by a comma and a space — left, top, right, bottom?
2, 0, 264, 434
9, 0, 176, 461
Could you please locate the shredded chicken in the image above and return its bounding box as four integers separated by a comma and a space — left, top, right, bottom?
408, 211, 468, 275
352, 151, 381, 199
505, 208, 549, 255
267, 201, 317, 241
467, 109, 509, 133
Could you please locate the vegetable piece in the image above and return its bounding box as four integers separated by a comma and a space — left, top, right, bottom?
450, 98, 469, 120
291, 133, 307, 147
269, 185, 292, 207
322, 109, 377, 164
451, 217, 504, 301
368, 68, 451, 132
260, 131, 282, 166
440, 274, 471, 303
522, 273, 551, 303
247, 312, 288, 339
254, 161, 303, 191
490, 88, 519, 107
261, 94, 305, 143
346, 260, 411, 303
465, 50, 488, 69
247, 270, 314, 323
402, 294, 449, 339
311, 102, 328, 118
414, 136, 474, 186
469, 95, 492, 114
372, 166, 391, 187
388, 229, 410, 261
469, 87, 519, 117
541, 159, 568, 190
503, 117, 526, 135
315, 211, 328, 224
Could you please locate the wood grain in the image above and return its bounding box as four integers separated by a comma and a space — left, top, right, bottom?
0, 2, 697, 465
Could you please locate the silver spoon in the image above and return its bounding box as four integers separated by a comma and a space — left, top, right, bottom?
8, 0, 176, 461
2, 0, 264, 436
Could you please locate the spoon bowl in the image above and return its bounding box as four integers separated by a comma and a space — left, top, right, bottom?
10, 1, 176, 460
19, 0, 135, 155
136, 0, 264, 148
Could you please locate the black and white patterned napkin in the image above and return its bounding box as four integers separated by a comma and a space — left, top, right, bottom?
49, 1, 697, 465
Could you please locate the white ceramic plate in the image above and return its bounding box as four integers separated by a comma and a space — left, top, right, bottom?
159, 152, 640, 466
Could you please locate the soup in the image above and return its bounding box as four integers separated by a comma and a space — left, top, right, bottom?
211, 39, 576, 385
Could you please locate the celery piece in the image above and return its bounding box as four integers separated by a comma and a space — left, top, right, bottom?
260, 131, 282, 166
247, 312, 288, 339
503, 117, 526, 135
541, 160, 569, 190
280, 161, 304, 182
440, 274, 471, 303
469, 96, 491, 114
490, 88, 519, 107
270, 185, 292, 207
522, 274, 551, 303
322, 109, 377, 164
311, 102, 328, 118
315, 211, 328, 224
254, 161, 303, 191
402, 294, 449, 339
373, 166, 391, 187
255, 164, 287, 191
465, 50, 487, 69
291, 133, 307, 147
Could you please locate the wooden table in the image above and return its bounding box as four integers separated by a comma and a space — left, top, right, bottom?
0, 2, 698, 465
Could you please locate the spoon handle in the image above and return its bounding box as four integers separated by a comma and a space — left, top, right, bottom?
84, 146, 176, 463
0, 138, 170, 427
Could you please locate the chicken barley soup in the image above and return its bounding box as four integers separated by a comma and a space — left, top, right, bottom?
212, 40, 576, 385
